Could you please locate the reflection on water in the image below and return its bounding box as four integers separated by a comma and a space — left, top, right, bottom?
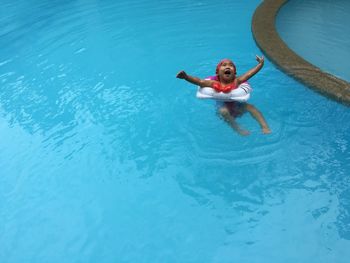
0, 0, 350, 262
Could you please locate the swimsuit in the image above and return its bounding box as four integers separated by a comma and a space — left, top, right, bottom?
216, 101, 245, 118
212, 82, 237, 93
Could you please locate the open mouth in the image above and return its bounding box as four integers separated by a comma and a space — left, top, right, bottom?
224, 69, 231, 75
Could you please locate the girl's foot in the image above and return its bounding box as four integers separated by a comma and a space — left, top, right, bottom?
238, 129, 250, 136
262, 127, 271, 134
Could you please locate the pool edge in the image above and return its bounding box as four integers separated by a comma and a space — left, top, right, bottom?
251, 0, 350, 106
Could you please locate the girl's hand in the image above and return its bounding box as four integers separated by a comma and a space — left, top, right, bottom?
256, 55, 264, 64
176, 70, 187, 79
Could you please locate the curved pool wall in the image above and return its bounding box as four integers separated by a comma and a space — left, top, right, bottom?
252, 0, 350, 105
276, 0, 350, 83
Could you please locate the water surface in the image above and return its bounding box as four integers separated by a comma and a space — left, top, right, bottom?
0, 0, 349, 262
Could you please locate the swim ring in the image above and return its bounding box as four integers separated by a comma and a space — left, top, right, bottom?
196, 76, 252, 102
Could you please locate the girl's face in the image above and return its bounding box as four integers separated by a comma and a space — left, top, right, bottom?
217, 60, 236, 82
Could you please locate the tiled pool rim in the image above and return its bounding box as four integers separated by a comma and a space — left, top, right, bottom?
252, 0, 350, 106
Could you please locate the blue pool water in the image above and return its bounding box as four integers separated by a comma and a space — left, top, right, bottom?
276, 0, 350, 82
0, 0, 349, 262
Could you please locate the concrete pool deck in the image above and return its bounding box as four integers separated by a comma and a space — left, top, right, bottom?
252, 0, 350, 106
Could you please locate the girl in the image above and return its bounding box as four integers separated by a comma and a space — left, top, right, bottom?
176, 56, 271, 135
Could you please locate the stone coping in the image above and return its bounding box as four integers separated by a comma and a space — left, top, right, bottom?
252, 0, 350, 106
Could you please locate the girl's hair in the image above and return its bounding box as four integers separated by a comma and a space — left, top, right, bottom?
215, 59, 236, 74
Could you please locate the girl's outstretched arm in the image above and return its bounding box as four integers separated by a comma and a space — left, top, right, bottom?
236, 55, 264, 84
176, 71, 213, 87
